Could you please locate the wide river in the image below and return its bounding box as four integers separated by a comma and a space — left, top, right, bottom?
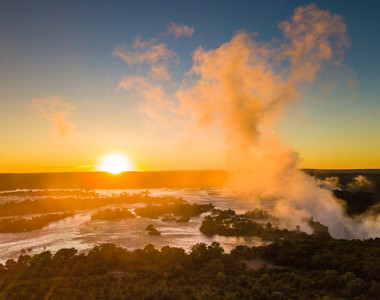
0, 188, 266, 262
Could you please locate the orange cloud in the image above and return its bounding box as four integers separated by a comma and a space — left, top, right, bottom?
113, 36, 179, 80
280, 3, 349, 83
31, 96, 75, 137
118, 76, 178, 130
167, 22, 194, 38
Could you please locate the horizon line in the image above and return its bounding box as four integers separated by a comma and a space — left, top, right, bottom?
0, 168, 380, 175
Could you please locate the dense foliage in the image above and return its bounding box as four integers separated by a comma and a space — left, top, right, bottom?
145, 224, 161, 236
0, 189, 92, 197
91, 208, 135, 221
244, 209, 271, 220
2, 235, 380, 299
0, 213, 72, 233
134, 202, 214, 219
199, 209, 317, 241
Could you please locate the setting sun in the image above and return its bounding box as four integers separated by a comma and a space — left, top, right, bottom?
96, 154, 134, 174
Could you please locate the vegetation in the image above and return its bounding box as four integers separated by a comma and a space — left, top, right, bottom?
161, 215, 177, 222
244, 209, 271, 220
176, 216, 190, 223
1, 236, 380, 299
0, 192, 181, 217
134, 201, 214, 219
0, 213, 72, 233
1, 172, 380, 298
334, 190, 380, 216
159, 214, 191, 223
199, 209, 322, 241
307, 170, 380, 216
145, 224, 161, 235
91, 208, 135, 221
0, 189, 93, 197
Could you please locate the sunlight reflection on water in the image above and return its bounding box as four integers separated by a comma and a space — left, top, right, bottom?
0, 188, 266, 262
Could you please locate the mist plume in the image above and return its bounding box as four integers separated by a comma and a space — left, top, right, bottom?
177, 4, 359, 238
347, 175, 374, 192
317, 176, 341, 191
117, 4, 376, 238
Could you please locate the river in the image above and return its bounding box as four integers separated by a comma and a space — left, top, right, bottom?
0, 188, 266, 262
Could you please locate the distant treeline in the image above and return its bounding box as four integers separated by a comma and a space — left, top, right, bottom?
0, 169, 379, 191
0, 171, 228, 190
305, 169, 380, 215
304, 169, 380, 187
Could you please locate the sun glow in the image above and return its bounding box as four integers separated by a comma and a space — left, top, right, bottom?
96, 154, 134, 174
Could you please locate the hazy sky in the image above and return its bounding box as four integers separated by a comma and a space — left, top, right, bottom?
1, 0, 379, 172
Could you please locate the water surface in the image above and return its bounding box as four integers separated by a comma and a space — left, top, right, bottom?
0, 188, 265, 262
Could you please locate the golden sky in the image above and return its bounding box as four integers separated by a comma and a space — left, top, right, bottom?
1, 1, 379, 172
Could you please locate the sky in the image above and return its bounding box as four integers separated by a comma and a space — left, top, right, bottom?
0, 0, 379, 172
